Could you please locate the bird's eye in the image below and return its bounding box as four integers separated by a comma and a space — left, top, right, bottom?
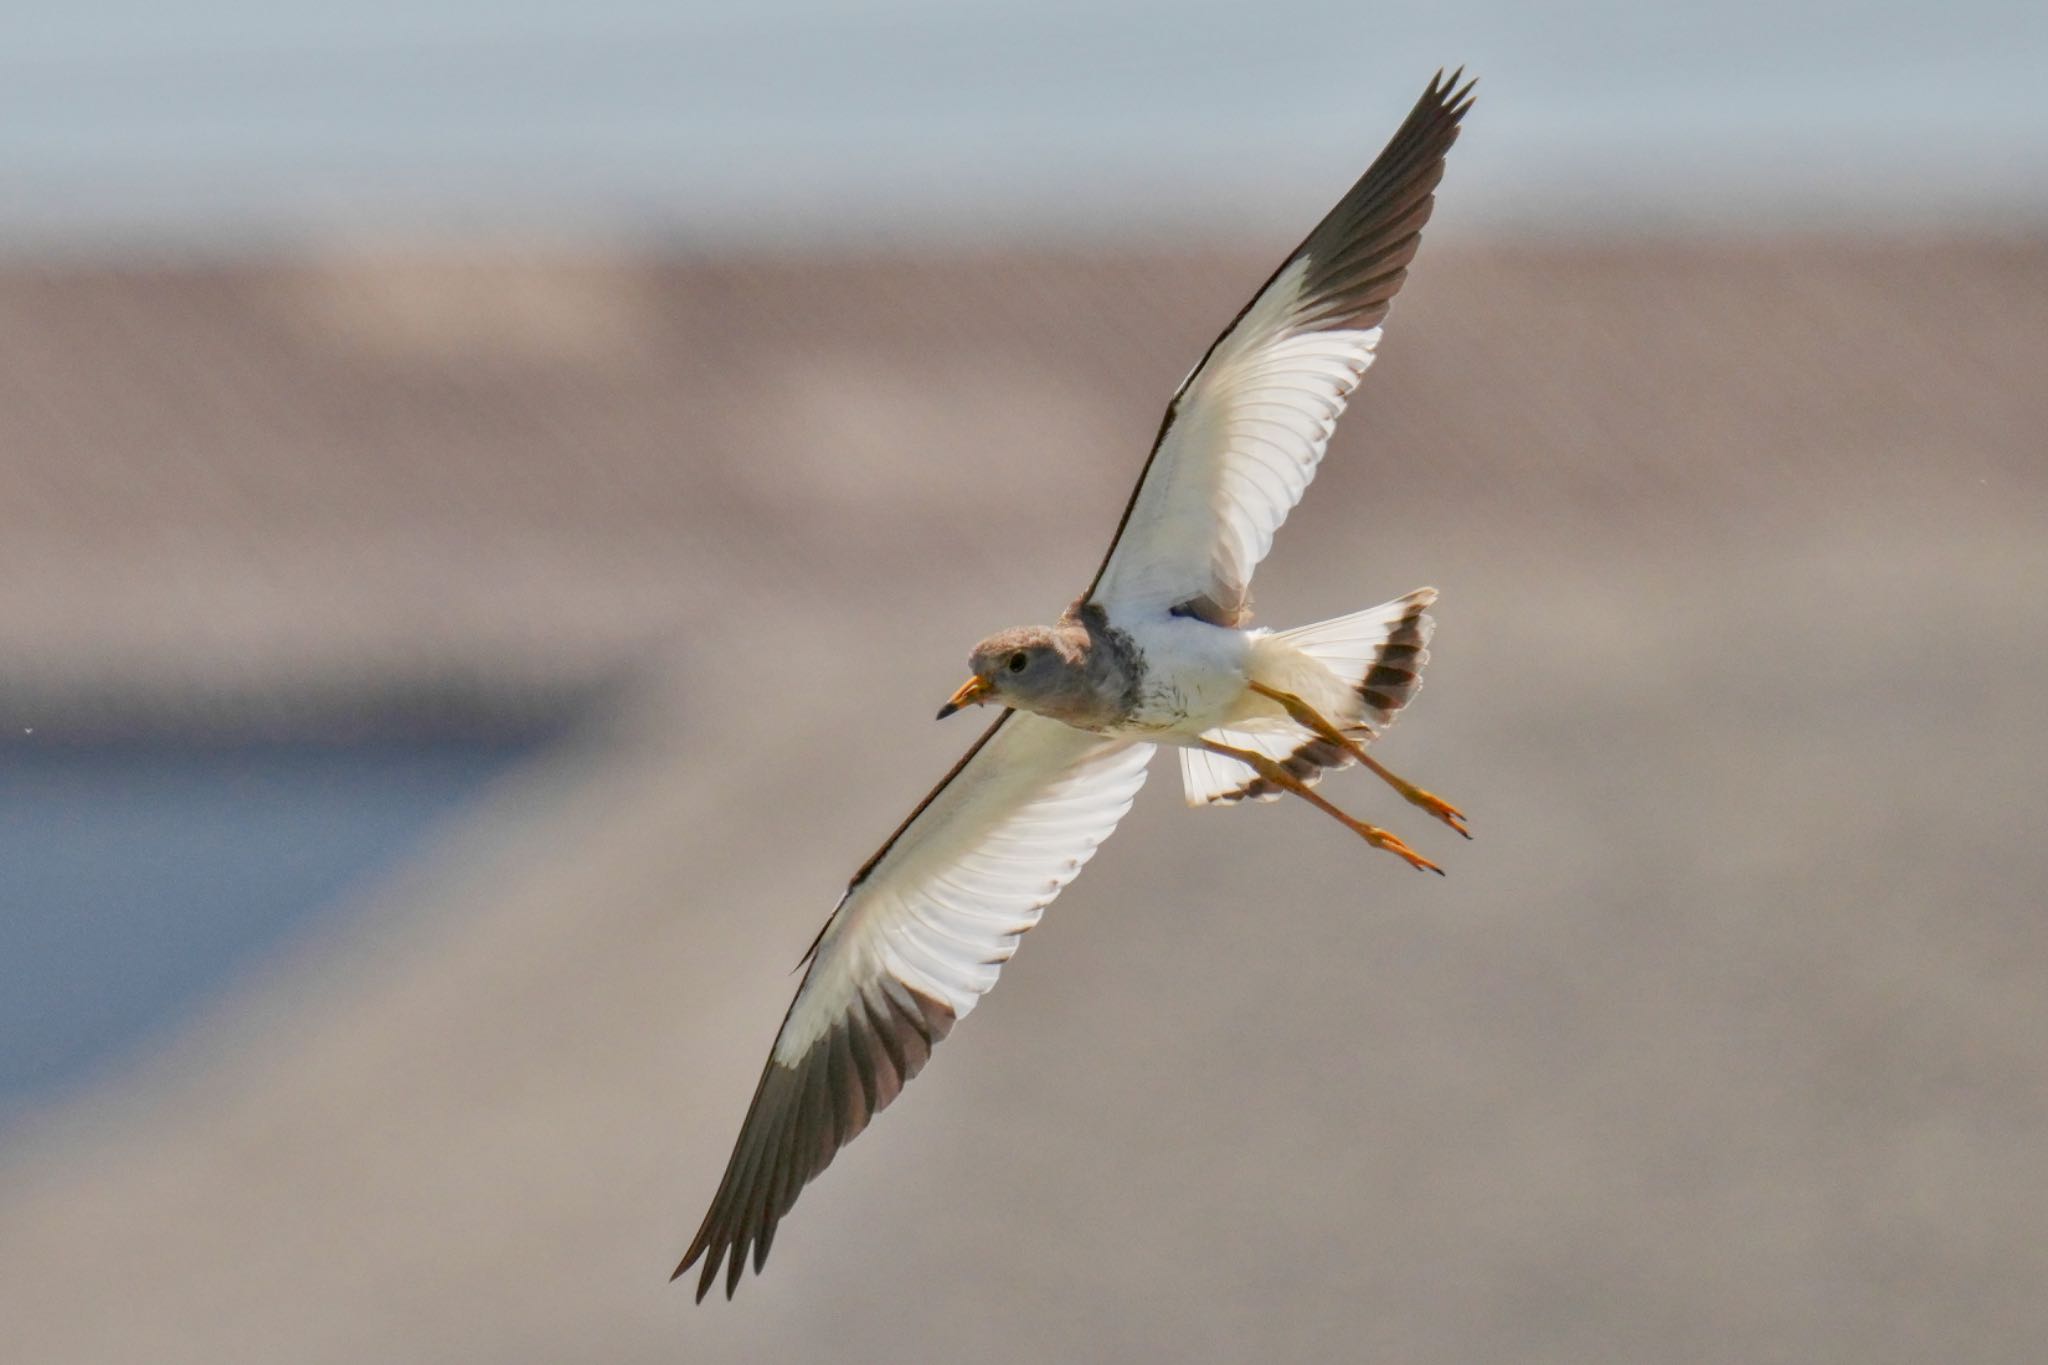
1007, 651, 1029, 673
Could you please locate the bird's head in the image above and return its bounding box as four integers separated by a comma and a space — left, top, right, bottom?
937, 625, 1078, 719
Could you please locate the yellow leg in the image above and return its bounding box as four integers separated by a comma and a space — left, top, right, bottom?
1199, 738, 1442, 876
1247, 680, 1470, 839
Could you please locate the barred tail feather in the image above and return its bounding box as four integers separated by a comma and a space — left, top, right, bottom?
1179, 726, 1351, 807
1278, 585, 1435, 733
1178, 587, 1436, 807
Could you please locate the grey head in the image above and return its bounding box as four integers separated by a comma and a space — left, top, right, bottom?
935, 617, 1133, 730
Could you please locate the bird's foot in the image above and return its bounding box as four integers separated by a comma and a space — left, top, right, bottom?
1346, 819, 1443, 875
1388, 779, 1470, 840
1353, 748, 1469, 840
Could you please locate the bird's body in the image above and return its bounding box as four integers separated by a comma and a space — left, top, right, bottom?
1003, 601, 1378, 742
677, 69, 1479, 1300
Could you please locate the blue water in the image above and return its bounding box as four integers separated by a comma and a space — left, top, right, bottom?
0, 741, 538, 1118
1, 0, 2041, 251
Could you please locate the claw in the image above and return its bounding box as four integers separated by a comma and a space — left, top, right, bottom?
1352, 821, 1444, 875
1402, 786, 1470, 840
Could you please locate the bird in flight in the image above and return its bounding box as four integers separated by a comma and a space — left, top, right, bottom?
677, 68, 1476, 1300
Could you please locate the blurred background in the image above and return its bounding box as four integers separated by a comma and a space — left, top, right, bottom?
2, 2, 2045, 1361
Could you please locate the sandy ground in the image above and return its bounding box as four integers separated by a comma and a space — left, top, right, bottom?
1, 238, 2044, 1362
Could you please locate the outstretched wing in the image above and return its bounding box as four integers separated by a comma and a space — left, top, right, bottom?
1086, 70, 1475, 625
675, 711, 1154, 1300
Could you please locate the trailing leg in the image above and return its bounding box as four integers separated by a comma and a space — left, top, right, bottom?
1198, 737, 1442, 875
1247, 680, 1470, 839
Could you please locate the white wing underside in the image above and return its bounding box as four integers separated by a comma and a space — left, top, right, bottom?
1090, 257, 1382, 622
679, 709, 1154, 1299
777, 713, 1153, 1059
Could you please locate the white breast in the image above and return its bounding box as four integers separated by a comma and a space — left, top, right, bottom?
1120, 615, 1253, 735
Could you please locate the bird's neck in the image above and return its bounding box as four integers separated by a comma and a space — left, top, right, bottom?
1046, 601, 1144, 728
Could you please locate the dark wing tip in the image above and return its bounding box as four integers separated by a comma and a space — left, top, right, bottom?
1429, 65, 1479, 111
1289, 67, 1479, 332
672, 984, 957, 1302
1381, 66, 1480, 188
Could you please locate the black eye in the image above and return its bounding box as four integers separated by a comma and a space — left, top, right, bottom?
1006, 651, 1029, 673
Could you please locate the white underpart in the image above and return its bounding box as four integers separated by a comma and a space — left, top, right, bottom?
774, 715, 1153, 1060
1121, 613, 1256, 734
1092, 256, 1383, 622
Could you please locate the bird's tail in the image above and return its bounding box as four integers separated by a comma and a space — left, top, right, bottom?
1178, 588, 1436, 806
1274, 586, 1436, 734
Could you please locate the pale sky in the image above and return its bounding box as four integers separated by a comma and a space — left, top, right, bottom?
1, 0, 2041, 250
